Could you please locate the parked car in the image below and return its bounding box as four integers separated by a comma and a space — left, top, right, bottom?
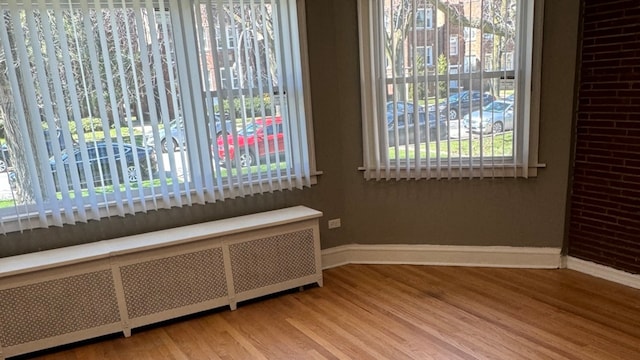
146, 115, 234, 153
387, 110, 448, 146
44, 128, 73, 155
462, 100, 514, 134
0, 144, 10, 172
216, 116, 284, 167
0, 129, 72, 172
436, 91, 496, 120
49, 141, 158, 190
386, 101, 424, 120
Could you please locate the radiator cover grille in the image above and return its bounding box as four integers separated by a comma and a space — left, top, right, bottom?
120, 248, 228, 319
0, 271, 120, 347
229, 229, 316, 293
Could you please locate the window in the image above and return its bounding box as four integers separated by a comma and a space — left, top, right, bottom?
464, 27, 477, 42
216, 27, 237, 50
415, 7, 433, 29
0, 0, 315, 233
449, 35, 459, 56
357, 0, 541, 180
414, 46, 433, 66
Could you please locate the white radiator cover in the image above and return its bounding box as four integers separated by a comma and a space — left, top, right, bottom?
0, 206, 323, 359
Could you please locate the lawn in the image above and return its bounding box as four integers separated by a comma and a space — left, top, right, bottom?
389, 131, 513, 160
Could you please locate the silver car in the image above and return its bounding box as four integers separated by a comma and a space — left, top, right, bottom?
463, 100, 514, 134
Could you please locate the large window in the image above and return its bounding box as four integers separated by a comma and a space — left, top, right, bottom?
357, 0, 541, 180
0, 0, 315, 233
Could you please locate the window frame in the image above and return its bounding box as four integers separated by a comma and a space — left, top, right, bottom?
449, 35, 458, 56
415, 7, 433, 29
357, 0, 544, 180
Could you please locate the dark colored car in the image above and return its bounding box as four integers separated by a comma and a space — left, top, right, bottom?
0, 144, 10, 172
50, 141, 158, 190
387, 110, 448, 146
146, 115, 234, 153
44, 128, 73, 154
216, 116, 284, 167
1, 129, 72, 172
386, 101, 423, 119
437, 91, 496, 120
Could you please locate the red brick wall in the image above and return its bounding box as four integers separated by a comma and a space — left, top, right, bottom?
568, 0, 640, 273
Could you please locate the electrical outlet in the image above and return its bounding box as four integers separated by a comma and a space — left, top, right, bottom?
328, 218, 341, 229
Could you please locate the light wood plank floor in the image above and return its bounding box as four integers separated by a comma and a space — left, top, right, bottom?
19, 265, 640, 360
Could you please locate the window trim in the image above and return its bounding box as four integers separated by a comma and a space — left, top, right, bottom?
357, 0, 545, 180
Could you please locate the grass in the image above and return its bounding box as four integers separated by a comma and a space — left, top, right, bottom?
389, 131, 513, 160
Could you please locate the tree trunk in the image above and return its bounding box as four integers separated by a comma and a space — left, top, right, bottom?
0, 12, 40, 204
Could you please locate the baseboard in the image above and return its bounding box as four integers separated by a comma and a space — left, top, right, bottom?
321, 244, 562, 270
566, 257, 640, 290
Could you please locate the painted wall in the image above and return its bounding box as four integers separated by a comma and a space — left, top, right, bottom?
1, 0, 580, 257
568, 0, 640, 274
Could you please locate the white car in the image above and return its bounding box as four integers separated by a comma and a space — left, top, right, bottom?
463, 100, 514, 134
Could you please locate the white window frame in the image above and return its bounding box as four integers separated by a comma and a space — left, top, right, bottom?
449, 35, 459, 56
357, 0, 544, 180
216, 26, 237, 50
415, 7, 433, 29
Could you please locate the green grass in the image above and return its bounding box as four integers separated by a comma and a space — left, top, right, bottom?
389, 131, 513, 160
218, 161, 289, 178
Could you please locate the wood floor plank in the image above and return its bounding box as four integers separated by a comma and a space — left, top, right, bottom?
19, 265, 640, 360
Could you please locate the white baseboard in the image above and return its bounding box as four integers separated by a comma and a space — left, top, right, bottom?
566, 257, 640, 290
321, 244, 562, 270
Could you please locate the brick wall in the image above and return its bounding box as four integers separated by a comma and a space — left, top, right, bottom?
568, 0, 640, 273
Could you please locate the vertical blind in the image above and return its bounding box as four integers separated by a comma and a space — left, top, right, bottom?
358, 0, 536, 180
0, 0, 312, 233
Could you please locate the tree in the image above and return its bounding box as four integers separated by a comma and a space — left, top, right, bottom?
0, 6, 168, 202
437, 53, 449, 97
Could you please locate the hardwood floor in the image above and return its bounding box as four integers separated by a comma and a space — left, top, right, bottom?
20, 265, 640, 360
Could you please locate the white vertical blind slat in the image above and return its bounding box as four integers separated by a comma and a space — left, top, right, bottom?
141, 0, 177, 209
7, 2, 52, 227
50, 1, 90, 222
24, 3, 71, 225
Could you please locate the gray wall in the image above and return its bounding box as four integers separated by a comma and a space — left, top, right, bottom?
1, 0, 580, 257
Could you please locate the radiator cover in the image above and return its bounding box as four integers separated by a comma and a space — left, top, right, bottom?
0, 206, 322, 359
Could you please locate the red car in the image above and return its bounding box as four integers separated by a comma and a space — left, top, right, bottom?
216, 116, 285, 167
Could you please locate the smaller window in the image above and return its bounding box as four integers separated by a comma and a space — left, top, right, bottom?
449, 35, 458, 56
415, 45, 433, 66
219, 67, 240, 89
463, 27, 477, 42
216, 27, 236, 50
415, 8, 433, 29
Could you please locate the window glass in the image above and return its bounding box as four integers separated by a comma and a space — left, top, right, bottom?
358, 0, 538, 179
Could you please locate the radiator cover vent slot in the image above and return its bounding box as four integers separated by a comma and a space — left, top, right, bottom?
120, 248, 228, 319
0, 271, 120, 347
229, 229, 316, 293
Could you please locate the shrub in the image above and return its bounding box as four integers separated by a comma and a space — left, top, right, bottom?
214, 95, 274, 119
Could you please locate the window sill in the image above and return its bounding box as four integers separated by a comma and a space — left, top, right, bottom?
0, 173, 322, 235
357, 164, 545, 180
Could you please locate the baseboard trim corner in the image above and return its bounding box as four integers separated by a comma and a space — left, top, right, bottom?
321, 244, 562, 270
566, 257, 640, 290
